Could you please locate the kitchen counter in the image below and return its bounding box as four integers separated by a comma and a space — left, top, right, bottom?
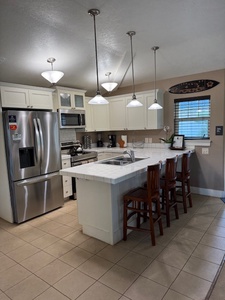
60, 146, 194, 245
60, 146, 193, 184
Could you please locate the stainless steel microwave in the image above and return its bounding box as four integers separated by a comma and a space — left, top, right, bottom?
58, 109, 86, 129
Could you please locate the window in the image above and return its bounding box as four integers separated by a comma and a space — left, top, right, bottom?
174, 96, 210, 139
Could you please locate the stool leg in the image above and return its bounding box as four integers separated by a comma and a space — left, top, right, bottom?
156, 199, 163, 235
187, 178, 193, 207
182, 179, 187, 213
123, 198, 128, 241
165, 189, 170, 227
172, 188, 179, 220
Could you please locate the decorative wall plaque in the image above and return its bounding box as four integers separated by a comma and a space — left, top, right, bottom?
169, 79, 219, 94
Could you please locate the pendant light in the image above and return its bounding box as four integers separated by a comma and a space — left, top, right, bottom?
126, 31, 143, 108
41, 58, 64, 84
148, 46, 163, 110
88, 9, 108, 105
101, 72, 118, 92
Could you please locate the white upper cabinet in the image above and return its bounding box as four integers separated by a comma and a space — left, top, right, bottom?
85, 98, 110, 131
0, 85, 53, 109
146, 89, 164, 129
109, 97, 127, 130
126, 94, 146, 130
53, 87, 86, 110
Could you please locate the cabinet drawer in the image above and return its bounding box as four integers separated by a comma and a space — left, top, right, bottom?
62, 160, 71, 168
63, 176, 71, 186
63, 185, 73, 198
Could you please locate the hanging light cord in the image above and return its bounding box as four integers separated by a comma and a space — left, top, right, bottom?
127, 31, 136, 100
152, 46, 159, 102
90, 10, 100, 95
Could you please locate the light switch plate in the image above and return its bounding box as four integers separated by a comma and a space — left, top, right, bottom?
202, 148, 209, 155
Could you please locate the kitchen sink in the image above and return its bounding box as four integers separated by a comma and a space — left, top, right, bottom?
99, 156, 145, 166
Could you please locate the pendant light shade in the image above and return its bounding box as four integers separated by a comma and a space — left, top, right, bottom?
101, 72, 118, 92
148, 46, 163, 110
41, 58, 64, 84
126, 31, 143, 108
88, 9, 108, 105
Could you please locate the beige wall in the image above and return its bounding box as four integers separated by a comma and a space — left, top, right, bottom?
77, 69, 225, 195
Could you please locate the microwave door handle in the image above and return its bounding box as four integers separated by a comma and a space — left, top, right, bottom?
37, 118, 44, 164
80, 113, 84, 126
33, 118, 41, 164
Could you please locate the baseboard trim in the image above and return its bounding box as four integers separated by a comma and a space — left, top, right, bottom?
191, 186, 225, 198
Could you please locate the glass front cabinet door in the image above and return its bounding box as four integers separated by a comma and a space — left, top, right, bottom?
55, 88, 86, 110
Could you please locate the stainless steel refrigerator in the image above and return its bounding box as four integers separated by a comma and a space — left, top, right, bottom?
3, 110, 64, 223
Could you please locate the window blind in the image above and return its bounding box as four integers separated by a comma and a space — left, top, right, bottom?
174, 96, 210, 139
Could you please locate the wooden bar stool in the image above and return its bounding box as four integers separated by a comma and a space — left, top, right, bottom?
176, 152, 192, 213
123, 164, 163, 246
160, 156, 179, 227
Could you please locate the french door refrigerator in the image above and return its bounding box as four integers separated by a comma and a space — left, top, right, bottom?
3, 110, 63, 223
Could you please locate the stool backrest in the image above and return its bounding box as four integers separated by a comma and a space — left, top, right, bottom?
182, 152, 191, 176
165, 156, 178, 182
147, 163, 161, 199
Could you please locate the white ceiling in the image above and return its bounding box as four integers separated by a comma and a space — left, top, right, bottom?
0, 0, 225, 96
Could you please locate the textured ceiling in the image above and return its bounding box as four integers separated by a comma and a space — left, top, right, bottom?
0, 0, 225, 96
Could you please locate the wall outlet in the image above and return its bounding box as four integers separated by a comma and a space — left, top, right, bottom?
202, 148, 209, 155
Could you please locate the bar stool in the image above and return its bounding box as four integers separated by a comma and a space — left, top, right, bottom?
160, 156, 179, 227
123, 164, 163, 246
176, 152, 192, 213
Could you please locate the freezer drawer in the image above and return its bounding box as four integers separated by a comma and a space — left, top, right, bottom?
13, 172, 63, 223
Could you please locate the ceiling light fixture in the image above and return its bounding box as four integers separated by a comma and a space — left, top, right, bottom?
148, 46, 163, 110
126, 31, 143, 108
88, 9, 108, 105
101, 72, 118, 92
41, 57, 64, 84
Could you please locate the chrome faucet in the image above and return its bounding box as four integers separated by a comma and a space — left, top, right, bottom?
123, 150, 135, 162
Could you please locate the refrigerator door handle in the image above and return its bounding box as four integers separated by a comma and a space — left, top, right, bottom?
16, 172, 60, 186
37, 118, 44, 164
33, 118, 41, 164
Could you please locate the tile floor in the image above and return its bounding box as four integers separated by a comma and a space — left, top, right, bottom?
0, 194, 224, 300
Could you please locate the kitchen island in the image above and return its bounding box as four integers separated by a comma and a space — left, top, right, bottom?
60, 146, 193, 245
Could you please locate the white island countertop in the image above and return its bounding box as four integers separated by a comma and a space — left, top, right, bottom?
60, 147, 194, 185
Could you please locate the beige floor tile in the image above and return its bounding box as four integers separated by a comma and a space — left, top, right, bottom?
53, 269, 95, 299
18, 227, 46, 242
49, 224, 76, 238
117, 252, 153, 274
183, 256, 219, 282
0, 264, 31, 291
176, 227, 204, 243
170, 271, 211, 300
30, 233, 59, 249
196, 204, 223, 217
35, 259, 74, 285
59, 247, 93, 268
52, 214, 77, 225
192, 244, 225, 264
0, 255, 16, 272
186, 215, 214, 232
34, 287, 70, 300
97, 245, 129, 263
44, 239, 75, 258
142, 260, 180, 287
7, 243, 40, 262
76, 281, 121, 300
163, 289, 197, 300
156, 247, 190, 269
209, 285, 225, 300
27, 216, 49, 227
211, 217, 225, 228
63, 230, 90, 246
133, 237, 165, 258
5, 274, 49, 300
124, 275, 167, 300
99, 265, 138, 294
167, 236, 198, 254
0, 229, 15, 243
215, 209, 225, 219
0, 291, 11, 299
77, 255, 113, 279
0, 236, 26, 254
6, 223, 33, 235
37, 220, 62, 233
117, 231, 148, 250
207, 224, 225, 238
20, 251, 56, 272
200, 233, 225, 250
78, 237, 108, 254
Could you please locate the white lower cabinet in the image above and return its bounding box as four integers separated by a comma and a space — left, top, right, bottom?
61, 157, 73, 198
